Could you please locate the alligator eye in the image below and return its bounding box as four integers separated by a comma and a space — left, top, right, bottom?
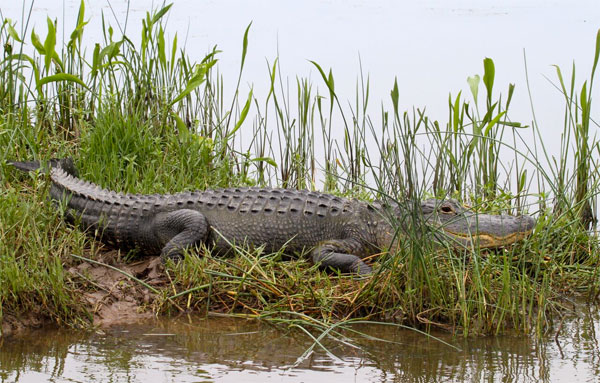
440, 205, 454, 214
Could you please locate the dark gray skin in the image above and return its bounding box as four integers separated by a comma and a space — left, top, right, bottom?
10, 159, 536, 275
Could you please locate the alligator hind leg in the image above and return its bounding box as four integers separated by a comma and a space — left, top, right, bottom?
153, 209, 209, 262
311, 239, 372, 275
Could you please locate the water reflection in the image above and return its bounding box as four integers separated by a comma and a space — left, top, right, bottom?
1, 306, 598, 382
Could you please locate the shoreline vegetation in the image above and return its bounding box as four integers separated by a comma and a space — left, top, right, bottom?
1, 3, 599, 338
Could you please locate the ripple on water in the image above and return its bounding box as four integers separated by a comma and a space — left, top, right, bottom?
1, 309, 599, 382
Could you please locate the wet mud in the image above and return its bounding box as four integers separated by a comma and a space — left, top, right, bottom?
68, 252, 167, 326
2, 251, 169, 336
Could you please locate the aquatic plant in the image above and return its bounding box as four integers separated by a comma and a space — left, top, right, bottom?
0, 2, 598, 336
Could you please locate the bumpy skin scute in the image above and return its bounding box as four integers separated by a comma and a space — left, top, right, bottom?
198, 188, 357, 256
41, 166, 376, 273
9, 159, 537, 274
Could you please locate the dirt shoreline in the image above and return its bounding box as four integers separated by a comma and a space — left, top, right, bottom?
2, 252, 168, 337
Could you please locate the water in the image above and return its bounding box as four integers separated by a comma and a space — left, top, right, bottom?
1, 307, 599, 382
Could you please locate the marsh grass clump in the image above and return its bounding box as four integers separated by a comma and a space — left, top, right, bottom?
1, 3, 599, 336
0, 177, 91, 330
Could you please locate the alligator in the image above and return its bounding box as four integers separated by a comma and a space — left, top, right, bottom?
10, 159, 536, 274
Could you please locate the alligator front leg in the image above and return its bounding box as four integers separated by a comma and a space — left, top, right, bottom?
153, 209, 209, 262
311, 239, 372, 275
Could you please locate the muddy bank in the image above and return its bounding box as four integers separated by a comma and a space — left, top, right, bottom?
2, 251, 169, 337
1, 311, 48, 338
68, 251, 167, 326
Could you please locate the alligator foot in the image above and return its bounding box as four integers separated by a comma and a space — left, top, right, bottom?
153, 209, 209, 263
311, 239, 372, 275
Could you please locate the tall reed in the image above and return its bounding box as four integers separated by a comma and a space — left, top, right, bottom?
1, 3, 598, 335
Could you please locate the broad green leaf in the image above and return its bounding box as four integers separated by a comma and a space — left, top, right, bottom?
472, 125, 481, 138
391, 77, 399, 115
7, 21, 23, 43
31, 29, 45, 54
240, 22, 252, 71
158, 25, 166, 69
69, 22, 88, 50
467, 74, 480, 105
4, 53, 35, 65
91, 43, 100, 77
170, 60, 217, 106
309, 60, 336, 111
170, 33, 178, 75
591, 28, 600, 80
552, 65, 568, 97
518, 169, 527, 192
69, 0, 87, 49
77, 0, 85, 26
99, 40, 122, 62
580, 81, 589, 120
201, 47, 221, 64
141, 21, 148, 61
506, 83, 515, 109
500, 121, 526, 128
5, 53, 40, 85
482, 101, 498, 124
37, 73, 89, 91
227, 89, 253, 139
151, 3, 173, 24
483, 111, 506, 136
251, 157, 278, 167
171, 112, 188, 132
452, 92, 462, 133
483, 57, 495, 104
310, 60, 331, 96
44, 17, 57, 71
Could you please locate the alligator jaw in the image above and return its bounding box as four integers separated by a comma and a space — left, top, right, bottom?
442, 225, 534, 248
422, 199, 536, 249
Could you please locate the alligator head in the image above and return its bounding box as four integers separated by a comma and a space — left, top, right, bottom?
420, 199, 535, 248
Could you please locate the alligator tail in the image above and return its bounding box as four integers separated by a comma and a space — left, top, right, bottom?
9, 158, 79, 177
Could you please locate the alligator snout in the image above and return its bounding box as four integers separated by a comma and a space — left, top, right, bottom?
443, 213, 535, 248
506, 214, 536, 234
423, 199, 536, 249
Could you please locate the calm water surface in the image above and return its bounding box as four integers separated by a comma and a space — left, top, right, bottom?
1, 308, 599, 382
